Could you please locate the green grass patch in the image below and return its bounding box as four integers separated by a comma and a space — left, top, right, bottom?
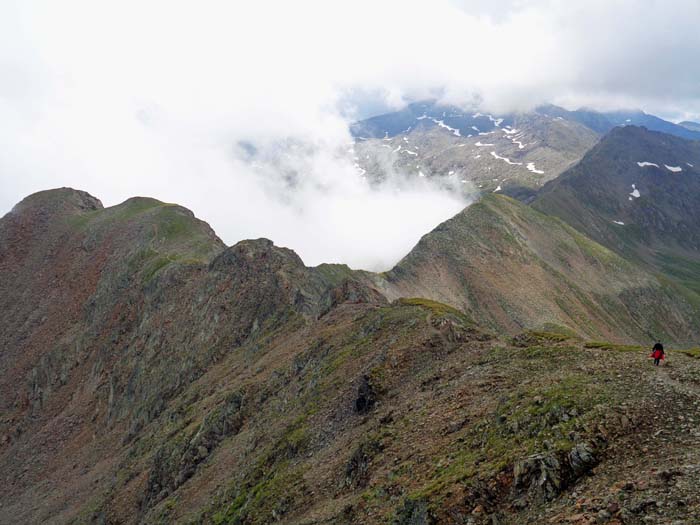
680, 348, 700, 359
397, 298, 472, 322
527, 331, 571, 342
584, 341, 644, 352
658, 252, 700, 296
207, 415, 310, 524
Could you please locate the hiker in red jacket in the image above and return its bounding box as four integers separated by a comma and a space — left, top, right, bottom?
651, 342, 665, 366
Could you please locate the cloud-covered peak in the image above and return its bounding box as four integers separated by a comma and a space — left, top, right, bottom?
1, 0, 699, 268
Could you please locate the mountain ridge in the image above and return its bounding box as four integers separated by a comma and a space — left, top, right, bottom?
375, 193, 699, 343
533, 126, 700, 297
4, 176, 700, 524
352, 100, 700, 142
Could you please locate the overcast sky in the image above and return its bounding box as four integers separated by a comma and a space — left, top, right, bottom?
2, 0, 700, 269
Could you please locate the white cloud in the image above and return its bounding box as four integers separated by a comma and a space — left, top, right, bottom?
1, 0, 699, 269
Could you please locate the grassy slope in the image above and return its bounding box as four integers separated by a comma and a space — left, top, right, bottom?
378, 194, 698, 343
4, 188, 700, 525
10, 299, 700, 525
533, 126, 700, 305
69, 196, 226, 277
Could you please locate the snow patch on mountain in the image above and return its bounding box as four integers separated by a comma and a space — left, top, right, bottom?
429, 118, 461, 136
491, 151, 522, 166
526, 162, 545, 174
486, 114, 504, 127
416, 114, 462, 136
665, 165, 682, 172
637, 161, 660, 168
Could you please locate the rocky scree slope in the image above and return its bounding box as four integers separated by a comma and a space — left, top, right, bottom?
0, 188, 369, 522
2, 188, 700, 524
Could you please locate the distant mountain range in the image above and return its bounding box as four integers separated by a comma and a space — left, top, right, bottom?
350, 101, 700, 201
3, 115, 700, 523
680, 120, 700, 132
352, 100, 700, 142
535, 104, 700, 140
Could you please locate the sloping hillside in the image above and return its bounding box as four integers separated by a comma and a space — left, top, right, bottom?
377, 194, 699, 343
351, 102, 598, 199
3, 188, 700, 525
533, 126, 700, 295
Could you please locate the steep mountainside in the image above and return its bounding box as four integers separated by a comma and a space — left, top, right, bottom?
349, 102, 700, 203
377, 194, 699, 343
3, 188, 700, 525
0, 188, 382, 523
533, 126, 700, 295
352, 103, 598, 200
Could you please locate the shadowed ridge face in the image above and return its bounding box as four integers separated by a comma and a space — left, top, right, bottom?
0, 188, 385, 442
377, 193, 699, 343
0, 191, 300, 432
533, 126, 700, 295
0, 187, 400, 524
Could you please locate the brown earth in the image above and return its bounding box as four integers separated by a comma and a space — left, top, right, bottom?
2, 188, 700, 524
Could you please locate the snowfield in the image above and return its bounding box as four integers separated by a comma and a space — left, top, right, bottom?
526, 162, 545, 174
490, 151, 522, 166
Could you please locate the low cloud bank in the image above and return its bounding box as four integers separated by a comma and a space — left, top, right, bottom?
1, 0, 699, 268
